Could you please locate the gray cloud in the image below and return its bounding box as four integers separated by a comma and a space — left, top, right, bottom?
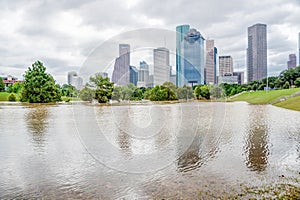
0, 0, 299, 84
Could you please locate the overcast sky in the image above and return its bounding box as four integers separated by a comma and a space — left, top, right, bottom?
0, 0, 300, 84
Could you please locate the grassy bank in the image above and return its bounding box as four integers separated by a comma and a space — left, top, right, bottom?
0, 92, 10, 101
273, 95, 300, 111
229, 88, 300, 104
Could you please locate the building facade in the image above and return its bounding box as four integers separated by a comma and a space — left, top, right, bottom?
178, 28, 205, 87
176, 25, 190, 87
219, 56, 233, 76
205, 40, 217, 85
247, 23, 267, 82
112, 44, 130, 86
137, 61, 150, 88
67, 71, 83, 90
153, 47, 170, 86
129, 66, 138, 86
287, 54, 297, 69
233, 71, 245, 85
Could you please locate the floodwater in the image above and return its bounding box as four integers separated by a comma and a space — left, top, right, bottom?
0, 102, 300, 199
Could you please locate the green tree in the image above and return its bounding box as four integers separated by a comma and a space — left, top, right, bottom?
194, 85, 210, 100
21, 61, 61, 103
294, 77, 300, 87
11, 82, 23, 93
112, 86, 122, 102
89, 74, 114, 103
0, 77, 4, 92
282, 81, 290, 89
61, 84, 78, 97
80, 87, 95, 102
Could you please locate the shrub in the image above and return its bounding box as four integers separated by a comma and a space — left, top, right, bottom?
8, 93, 17, 102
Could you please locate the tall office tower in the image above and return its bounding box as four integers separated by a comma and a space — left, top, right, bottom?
67, 71, 83, 90
112, 44, 130, 85
153, 47, 170, 86
129, 66, 138, 86
219, 56, 233, 76
176, 24, 190, 87
287, 54, 297, 69
205, 40, 217, 85
298, 32, 300, 66
247, 23, 267, 83
137, 61, 150, 88
178, 28, 205, 87
67, 71, 77, 85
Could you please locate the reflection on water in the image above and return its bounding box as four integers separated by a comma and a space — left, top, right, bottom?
1, 102, 300, 199
25, 106, 49, 152
245, 106, 269, 172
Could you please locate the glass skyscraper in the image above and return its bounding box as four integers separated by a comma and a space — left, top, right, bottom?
176, 25, 190, 87
178, 28, 205, 87
112, 44, 130, 86
247, 24, 267, 82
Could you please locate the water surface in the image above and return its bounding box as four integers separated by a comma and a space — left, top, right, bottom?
0, 102, 300, 198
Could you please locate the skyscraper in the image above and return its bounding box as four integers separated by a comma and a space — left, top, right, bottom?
67, 71, 83, 90
247, 23, 267, 83
137, 61, 150, 88
178, 28, 205, 87
219, 56, 233, 76
287, 54, 297, 69
298, 32, 300, 66
205, 40, 217, 85
176, 25, 190, 87
129, 66, 138, 86
153, 47, 170, 86
112, 44, 130, 86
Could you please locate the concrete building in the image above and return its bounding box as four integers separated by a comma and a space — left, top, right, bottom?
153, 47, 170, 86
247, 23, 267, 82
287, 54, 297, 69
233, 72, 245, 85
112, 44, 130, 86
178, 28, 205, 87
218, 73, 238, 84
205, 40, 217, 85
219, 56, 233, 76
176, 24, 190, 87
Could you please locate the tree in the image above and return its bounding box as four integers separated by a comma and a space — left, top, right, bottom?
295, 77, 300, 87
61, 84, 78, 97
80, 87, 95, 102
21, 61, 61, 103
89, 74, 114, 103
11, 82, 23, 93
210, 86, 223, 99
194, 85, 210, 100
177, 85, 193, 100
282, 81, 290, 89
0, 77, 4, 92
111, 86, 122, 102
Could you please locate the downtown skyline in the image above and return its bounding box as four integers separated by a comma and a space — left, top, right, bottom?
0, 0, 300, 84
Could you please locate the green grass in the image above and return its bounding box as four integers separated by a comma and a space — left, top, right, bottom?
273, 95, 300, 111
0, 92, 21, 101
230, 88, 300, 104
0, 92, 10, 101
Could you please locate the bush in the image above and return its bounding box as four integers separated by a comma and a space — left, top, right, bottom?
8, 93, 17, 102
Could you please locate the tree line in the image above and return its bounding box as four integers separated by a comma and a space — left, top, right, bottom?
1, 61, 300, 103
